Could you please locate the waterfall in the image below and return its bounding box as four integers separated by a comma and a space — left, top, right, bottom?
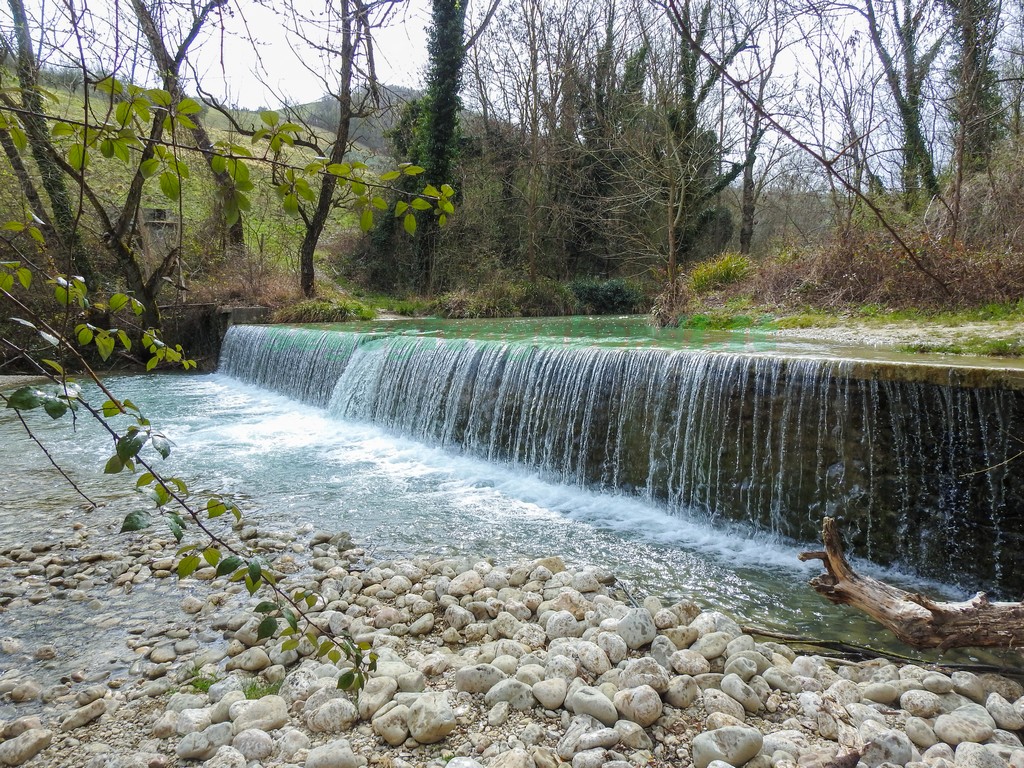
219, 325, 375, 408
219, 324, 1024, 595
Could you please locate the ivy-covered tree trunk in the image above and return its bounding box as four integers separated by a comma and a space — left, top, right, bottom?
411, 0, 467, 293
862, 0, 942, 207
7, 0, 95, 288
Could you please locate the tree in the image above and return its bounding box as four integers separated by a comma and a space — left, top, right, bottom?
3, 0, 96, 288
942, 0, 1003, 239
643, 0, 750, 281
129, 0, 246, 252
409, 0, 468, 292
860, 0, 943, 207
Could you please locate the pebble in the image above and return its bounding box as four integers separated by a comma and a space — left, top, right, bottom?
3, 529, 1024, 768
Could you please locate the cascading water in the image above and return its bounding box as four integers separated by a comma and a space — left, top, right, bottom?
219, 324, 1024, 595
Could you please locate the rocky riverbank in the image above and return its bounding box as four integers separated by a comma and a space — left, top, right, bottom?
2, 521, 1023, 768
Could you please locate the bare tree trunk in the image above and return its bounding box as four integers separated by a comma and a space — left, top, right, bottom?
300, 0, 353, 298
799, 517, 1024, 650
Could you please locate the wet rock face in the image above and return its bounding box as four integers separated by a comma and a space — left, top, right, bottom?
6, 521, 1024, 768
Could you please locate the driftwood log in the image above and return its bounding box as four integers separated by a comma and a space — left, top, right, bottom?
799, 517, 1024, 650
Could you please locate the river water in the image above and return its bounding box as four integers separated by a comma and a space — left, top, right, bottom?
0, 370, 982, 658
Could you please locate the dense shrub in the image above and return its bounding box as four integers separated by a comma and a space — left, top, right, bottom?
567, 278, 648, 314
433, 279, 581, 319
689, 253, 752, 294
272, 299, 376, 323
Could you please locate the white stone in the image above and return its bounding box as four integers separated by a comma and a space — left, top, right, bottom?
691, 725, 764, 768
613, 685, 664, 727
533, 678, 568, 710
230, 695, 289, 734
448, 571, 484, 597
616, 608, 657, 649
0, 728, 51, 766
569, 686, 618, 726
231, 729, 274, 761
455, 664, 507, 694
305, 738, 360, 768
407, 694, 456, 744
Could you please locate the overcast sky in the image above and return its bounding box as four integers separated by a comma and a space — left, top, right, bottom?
183, 0, 431, 109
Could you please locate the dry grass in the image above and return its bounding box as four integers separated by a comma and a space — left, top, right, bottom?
745, 231, 1024, 311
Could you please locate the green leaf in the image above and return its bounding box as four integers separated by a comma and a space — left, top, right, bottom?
151, 434, 172, 459
403, 165, 425, 175
282, 194, 299, 217
159, 172, 181, 201
379, 170, 400, 182
337, 670, 356, 690
147, 88, 172, 107
104, 454, 124, 474
177, 554, 200, 578
248, 560, 262, 585
423, 184, 440, 197
207, 498, 227, 518
411, 197, 432, 211
281, 638, 300, 652
141, 158, 162, 178
117, 329, 131, 350
283, 608, 299, 632
168, 519, 184, 542
116, 431, 147, 462
216, 556, 244, 577
260, 110, 280, 127
102, 400, 122, 417
120, 510, 151, 532
254, 601, 277, 614
108, 293, 129, 312
16, 268, 31, 288
6, 386, 42, 410
95, 334, 115, 360
76, 325, 93, 345
202, 547, 221, 566
371, 196, 388, 211
359, 207, 373, 232
41, 359, 63, 375
394, 201, 409, 216
42, 398, 67, 419
177, 97, 202, 115
441, 184, 455, 197
51, 122, 75, 138
403, 213, 417, 235
100, 138, 114, 158
68, 143, 87, 171
136, 472, 155, 487
439, 214, 448, 227
257, 616, 278, 640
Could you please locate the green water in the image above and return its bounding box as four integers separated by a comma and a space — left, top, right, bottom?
303, 315, 1024, 375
